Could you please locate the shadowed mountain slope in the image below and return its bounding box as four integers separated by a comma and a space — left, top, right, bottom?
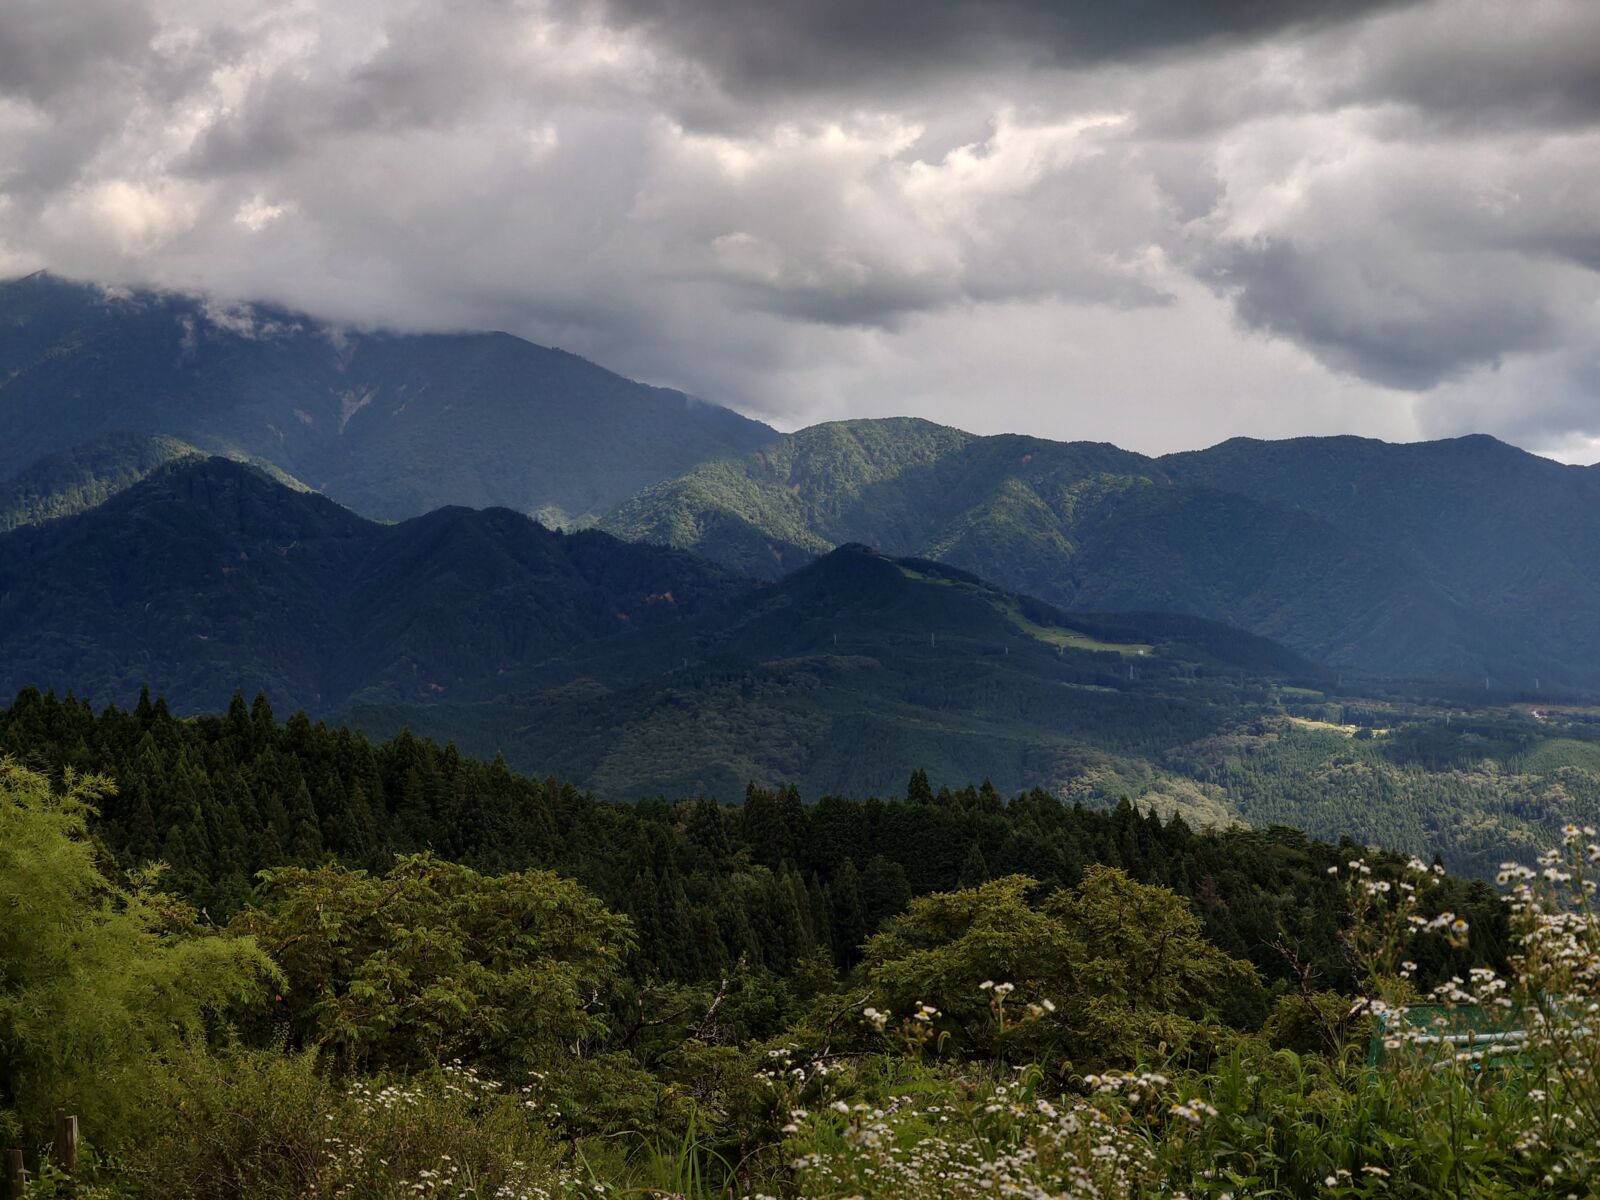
345, 541, 1327, 810
0, 457, 749, 712
0, 272, 776, 525
0, 455, 1322, 818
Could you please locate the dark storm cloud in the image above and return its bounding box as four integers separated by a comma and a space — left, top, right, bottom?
587, 0, 1418, 92
0, 0, 156, 105
1323, 1, 1600, 133
1204, 238, 1563, 391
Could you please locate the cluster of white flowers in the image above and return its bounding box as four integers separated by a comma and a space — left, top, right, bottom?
1167, 1098, 1218, 1125
781, 1071, 1166, 1200
315, 1065, 576, 1200
754, 1043, 836, 1099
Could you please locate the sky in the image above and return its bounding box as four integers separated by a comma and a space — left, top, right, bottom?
1, 0, 1598, 460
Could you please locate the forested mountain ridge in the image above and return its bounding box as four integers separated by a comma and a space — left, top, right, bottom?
0, 271, 777, 524
0, 430, 321, 532
346, 539, 1600, 877
10, 272, 1594, 690
347, 540, 1327, 813
7, 455, 1600, 873
600, 418, 1600, 687
0, 456, 749, 713
0, 452, 1319, 822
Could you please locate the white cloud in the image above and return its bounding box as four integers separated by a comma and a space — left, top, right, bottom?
0, 0, 1595, 457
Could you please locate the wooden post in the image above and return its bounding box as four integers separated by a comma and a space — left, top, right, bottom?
54, 1109, 79, 1174
5, 1149, 25, 1200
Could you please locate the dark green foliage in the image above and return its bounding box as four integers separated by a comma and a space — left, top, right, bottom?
0, 457, 749, 713
233, 854, 632, 1074
0, 271, 775, 525
0, 687, 1509, 998
863, 869, 1260, 1067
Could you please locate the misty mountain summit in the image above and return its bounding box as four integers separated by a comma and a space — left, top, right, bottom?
0, 271, 776, 526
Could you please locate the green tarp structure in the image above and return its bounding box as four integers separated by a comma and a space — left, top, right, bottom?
1368, 1003, 1531, 1068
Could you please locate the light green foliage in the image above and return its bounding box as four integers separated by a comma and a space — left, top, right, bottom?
0, 760, 275, 1146
233, 854, 634, 1074
863, 869, 1259, 1068
599, 417, 1151, 587
125, 1048, 565, 1200
0, 432, 204, 533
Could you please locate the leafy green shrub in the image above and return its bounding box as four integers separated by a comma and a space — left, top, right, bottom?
0, 760, 275, 1151
114, 1047, 567, 1200
861, 869, 1259, 1069
231, 854, 633, 1075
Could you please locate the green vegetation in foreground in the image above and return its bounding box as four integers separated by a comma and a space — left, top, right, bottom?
2, 735, 1596, 1198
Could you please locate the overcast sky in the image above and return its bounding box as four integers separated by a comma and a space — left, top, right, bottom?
2, 0, 1598, 459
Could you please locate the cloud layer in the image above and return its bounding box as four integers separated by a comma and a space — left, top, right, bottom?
1, 0, 1597, 458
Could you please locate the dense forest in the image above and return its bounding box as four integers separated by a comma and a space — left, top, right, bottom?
9, 686, 1598, 1198
0, 686, 1505, 993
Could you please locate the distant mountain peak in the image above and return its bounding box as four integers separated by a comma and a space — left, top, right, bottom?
0, 274, 778, 525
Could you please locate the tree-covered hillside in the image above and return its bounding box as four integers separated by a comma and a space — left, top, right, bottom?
0, 456, 748, 713
0, 430, 319, 532
0, 455, 1318, 824
0, 271, 776, 524
601, 417, 1600, 688
7, 457, 1600, 873
347, 543, 1327, 823
0, 685, 1504, 989
0, 432, 204, 532
9, 696, 1588, 1200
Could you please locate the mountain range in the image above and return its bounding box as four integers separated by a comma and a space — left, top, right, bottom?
0, 455, 1313, 812
602, 418, 1600, 688
5, 273, 1600, 693
0, 272, 775, 526
0, 457, 744, 714
9, 452, 1600, 876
